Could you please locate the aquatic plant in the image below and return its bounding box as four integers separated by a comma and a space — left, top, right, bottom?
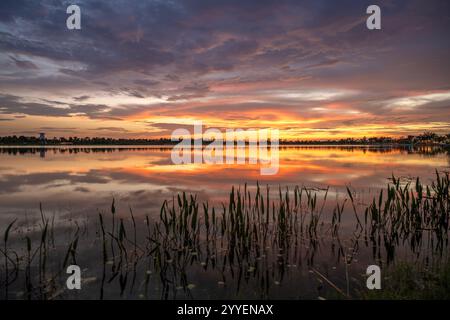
1, 172, 449, 299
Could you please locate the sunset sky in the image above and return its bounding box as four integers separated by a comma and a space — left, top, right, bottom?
0, 0, 449, 140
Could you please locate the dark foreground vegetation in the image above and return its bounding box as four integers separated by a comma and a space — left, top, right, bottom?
1, 131, 449, 146
1, 172, 449, 299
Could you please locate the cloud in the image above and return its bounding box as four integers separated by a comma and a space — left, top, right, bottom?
384, 92, 450, 110
0, 171, 111, 194
73, 95, 90, 102
39, 127, 77, 130
91, 127, 130, 133
306, 59, 341, 70
9, 56, 38, 70
133, 79, 159, 86
0, 0, 449, 137
0, 94, 113, 119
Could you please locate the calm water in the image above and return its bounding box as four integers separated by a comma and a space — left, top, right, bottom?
0, 146, 448, 224
1, 146, 449, 299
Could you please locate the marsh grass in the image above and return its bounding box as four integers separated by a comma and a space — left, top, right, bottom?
1, 171, 449, 299
362, 260, 450, 299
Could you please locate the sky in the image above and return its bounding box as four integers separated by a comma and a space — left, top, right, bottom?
0, 0, 449, 140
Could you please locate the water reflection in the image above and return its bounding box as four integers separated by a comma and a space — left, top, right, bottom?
2, 172, 449, 299
0, 146, 448, 225
0, 146, 449, 299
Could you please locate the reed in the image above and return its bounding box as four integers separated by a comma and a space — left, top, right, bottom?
2, 219, 17, 299
1, 172, 449, 299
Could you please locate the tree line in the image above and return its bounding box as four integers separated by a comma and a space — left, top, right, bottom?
0, 131, 449, 146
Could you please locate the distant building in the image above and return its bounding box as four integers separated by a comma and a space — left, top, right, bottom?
39, 132, 46, 145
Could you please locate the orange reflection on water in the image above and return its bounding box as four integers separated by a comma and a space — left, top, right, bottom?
0, 146, 448, 221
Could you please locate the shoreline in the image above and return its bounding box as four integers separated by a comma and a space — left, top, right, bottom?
0, 143, 448, 148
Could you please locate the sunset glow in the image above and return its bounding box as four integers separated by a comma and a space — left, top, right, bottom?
0, 1, 449, 140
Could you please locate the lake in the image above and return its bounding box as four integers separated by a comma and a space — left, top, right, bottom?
0, 146, 449, 299
1, 145, 448, 222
